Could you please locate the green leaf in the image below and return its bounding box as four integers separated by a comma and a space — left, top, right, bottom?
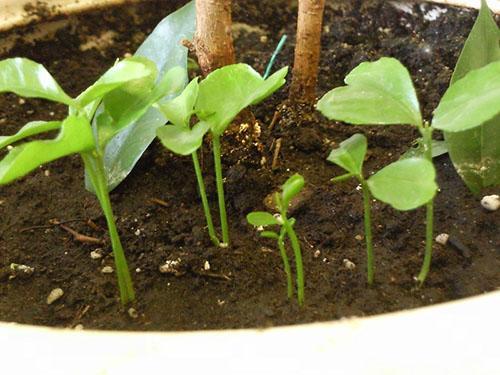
444, 0, 500, 194
327, 133, 367, 175
76, 58, 156, 108
0, 120, 62, 149
317, 57, 422, 127
89, 1, 196, 192
0, 58, 73, 106
281, 173, 305, 209
0, 115, 94, 184
247, 212, 279, 227
367, 158, 437, 211
157, 77, 199, 128
432, 61, 500, 132
196, 64, 288, 135
156, 121, 209, 156
401, 139, 448, 159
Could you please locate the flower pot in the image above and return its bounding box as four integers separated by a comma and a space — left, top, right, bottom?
0, 1, 499, 373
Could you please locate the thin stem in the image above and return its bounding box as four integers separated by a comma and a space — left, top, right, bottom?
191, 151, 220, 246
417, 126, 434, 284
263, 34, 288, 79
82, 153, 135, 304
361, 179, 374, 285
278, 227, 293, 299
282, 214, 304, 306
212, 135, 229, 245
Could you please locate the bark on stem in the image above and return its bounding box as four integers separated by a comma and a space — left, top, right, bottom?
290, 0, 326, 103
194, 0, 236, 76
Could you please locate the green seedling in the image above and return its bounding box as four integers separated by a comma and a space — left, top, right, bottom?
0, 56, 184, 304
318, 57, 500, 284
195, 63, 289, 246
247, 174, 305, 305
156, 78, 218, 246
327, 134, 437, 284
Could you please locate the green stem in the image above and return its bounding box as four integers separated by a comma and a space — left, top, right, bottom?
191, 151, 220, 247
278, 227, 293, 299
212, 135, 229, 245
82, 153, 135, 304
417, 126, 434, 284
282, 215, 304, 306
361, 179, 374, 285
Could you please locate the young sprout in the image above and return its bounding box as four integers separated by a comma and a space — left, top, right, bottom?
0, 57, 184, 304
195, 63, 289, 246
155, 78, 219, 246
247, 174, 305, 305
318, 57, 500, 284
327, 133, 437, 284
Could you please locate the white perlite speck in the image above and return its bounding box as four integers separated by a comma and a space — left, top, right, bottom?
90, 249, 103, 260
204, 261, 211, 271
481, 195, 500, 211
128, 308, 139, 319
435, 233, 449, 245
343, 259, 356, 270
47, 288, 64, 305
101, 266, 114, 274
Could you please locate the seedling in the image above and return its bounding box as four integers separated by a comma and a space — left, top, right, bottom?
247, 174, 305, 305
0, 56, 184, 304
195, 63, 288, 246
327, 133, 437, 284
155, 78, 219, 246
318, 57, 500, 284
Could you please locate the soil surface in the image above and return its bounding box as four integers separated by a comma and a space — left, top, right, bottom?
0, 0, 498, 331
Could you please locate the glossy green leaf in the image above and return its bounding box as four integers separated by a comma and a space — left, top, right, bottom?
156, 121, 209, 156
0, 120, 62, 149
281, 173, 305, 209
196, 64, 288, 136
317, 57, 422, 127
327, 133, 367, 175
247, 212, 279, 227
0, 115, 94, 184
76, 58, 156, 107
444, 0, 500, 194
0, 58, 73, 105
367, 158, 437, 211
90, 1, 195, 192
401, 139, 448, 159
157, 77, 199, 128
432, 61, 500, 132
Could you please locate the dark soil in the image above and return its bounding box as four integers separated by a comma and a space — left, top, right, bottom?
0, 0, 498, 331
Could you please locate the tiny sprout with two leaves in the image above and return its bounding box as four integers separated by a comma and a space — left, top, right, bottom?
327, 133, 437, 284
318, 56, 500, 283
0, 56, 185, 304
158, 63, 288, 247
247, 174, 305, 305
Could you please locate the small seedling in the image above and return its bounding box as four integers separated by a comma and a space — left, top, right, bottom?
195, 63, 289, 246
155, 78, 219, 246
0, 56, 184, 304
318, 56, 500, 284
247, 174, 305, 305
327, 133, 437, 284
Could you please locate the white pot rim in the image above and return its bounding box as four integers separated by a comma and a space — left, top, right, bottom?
0, 0, 499, 373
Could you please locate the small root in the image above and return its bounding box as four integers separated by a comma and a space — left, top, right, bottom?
272, 138, 282, 170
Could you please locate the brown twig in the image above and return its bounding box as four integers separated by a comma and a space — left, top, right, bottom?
193, 270, 232, 281
272, 138, 283, 170
19, 219, 84, 233
268, 110, 281, 132
86, 219, 104, 232
56, 223, 104, 245
150, 198, 169, 208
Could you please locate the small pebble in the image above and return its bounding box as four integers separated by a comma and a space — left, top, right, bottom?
159, 259, 183, 276
101, 266, 114, 274
18, 98, 25, 105
260, 35, 268, 43
134, 229, 141, 236
47, 288, 64, 305
355, 234, 363, 241
135, 268, 142, 273
435, 233, 449, 245
204, 261, 211, 271
128, 307, 139, 319
313, 249, 321, 258
44, 170, 50, 177
123, 52, 133, 58
74, 324, 84, 330
10, 263, 35, 277
343, 259, 356, 270
90, 249, 103, 260
481, 195, 500, 211
217, 299, 225, 306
